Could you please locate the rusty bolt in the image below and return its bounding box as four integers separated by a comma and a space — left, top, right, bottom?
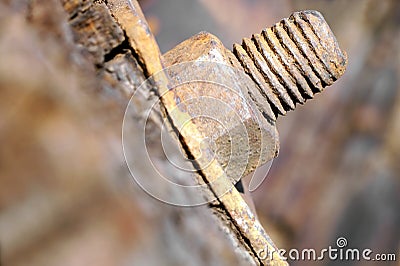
162, 10, 347, 190
232, 10, 347, 118
117, 5, 348, 263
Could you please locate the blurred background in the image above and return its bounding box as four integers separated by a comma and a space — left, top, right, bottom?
0, 0, 399, 265
141, 0, 400, 265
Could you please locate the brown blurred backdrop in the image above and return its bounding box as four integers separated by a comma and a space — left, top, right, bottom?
0, 0, 399, 265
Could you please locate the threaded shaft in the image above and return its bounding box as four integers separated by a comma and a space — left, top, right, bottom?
233, 10, 347, 120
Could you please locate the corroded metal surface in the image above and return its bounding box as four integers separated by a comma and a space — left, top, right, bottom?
62, 0, 125, 65
233, 10, 347, 118
107, 0, 165, 78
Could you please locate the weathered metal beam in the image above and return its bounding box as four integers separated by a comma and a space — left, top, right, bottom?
61, 1, 347, 265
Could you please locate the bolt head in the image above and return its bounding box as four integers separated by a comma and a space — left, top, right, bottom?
163, 32, 279, 183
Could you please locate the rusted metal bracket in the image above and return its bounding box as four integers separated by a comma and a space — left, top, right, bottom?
62, 1, 347, 265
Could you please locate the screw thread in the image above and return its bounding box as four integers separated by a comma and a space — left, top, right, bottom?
233, 10, 347, 120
